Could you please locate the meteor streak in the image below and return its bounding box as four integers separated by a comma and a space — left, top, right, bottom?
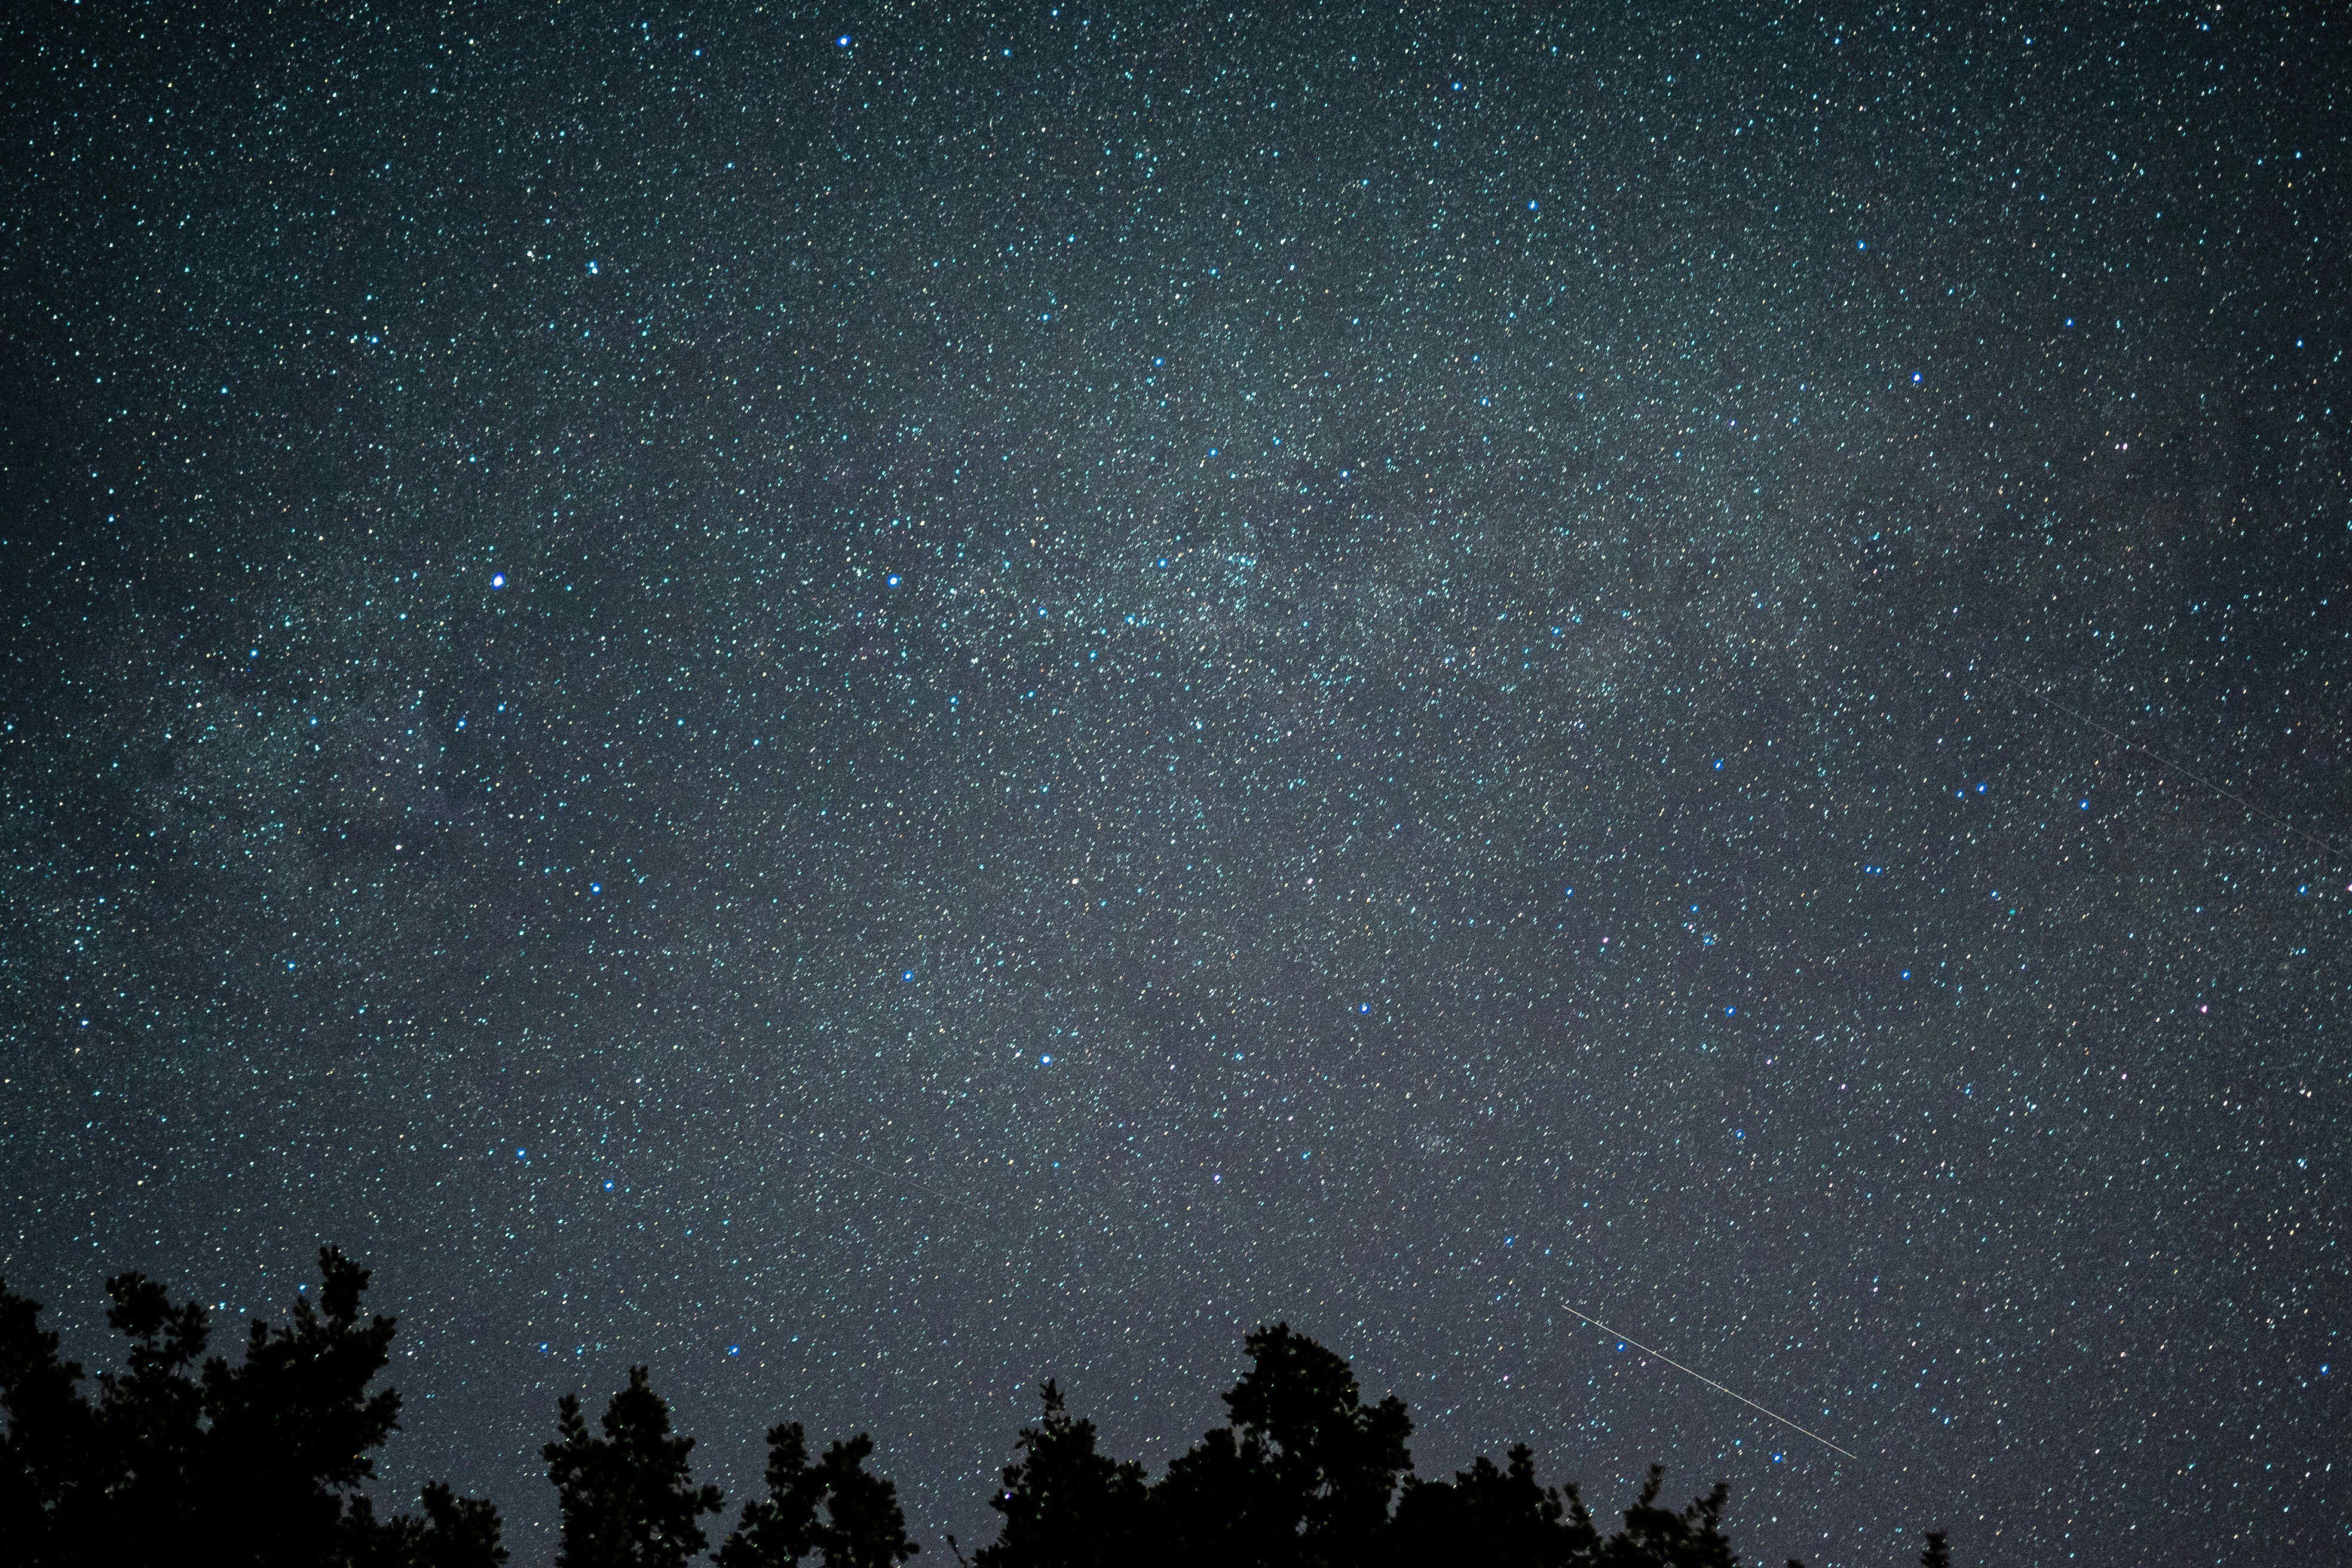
1986, 667, 2346, 867
1564, 1306, 1860, 1463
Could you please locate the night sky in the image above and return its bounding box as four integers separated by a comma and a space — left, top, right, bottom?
5, 4, 2347, 1564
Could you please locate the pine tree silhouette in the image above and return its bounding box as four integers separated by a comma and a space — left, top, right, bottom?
2, 1250, 501, 1567
978, 1328, 1873, 1568
718, 1422, 826, 1567
92, 1269, 212, 1555
0, 1276, 105, 1562
16, 1258, 1961, 1568
807, 1432, 921, 1568
1152, 1321, 1413, 1567
546, 1365, 725, 1568
1389, 1442, 1601, 1566
718, 1419, 920, 1568
207, 1248, 405, 1563
971, 1381, 1146, 1568
344, 1483, 513, 1567
1148, 1422, 1273, 1564
1600, 1465, 1738, 1568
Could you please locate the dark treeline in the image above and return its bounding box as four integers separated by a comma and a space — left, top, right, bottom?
1, 1249, 1950, 1567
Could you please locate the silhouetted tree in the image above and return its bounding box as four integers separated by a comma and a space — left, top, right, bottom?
345, 1483, 513, 1568
94, 1268, 212, 1554
209, 1247, 405, 1563
1149, 1423, 1278, 1564
546, 1365, 725, 1568
1, 1250, 501, 1568
1599, 1465, 1738, 1568
718, 1422, 825, 1567
19, 1257, 1958, 1568
1151, 1321, 1413, 1567
810, 1431, 921, 1568
1389, 1442, 1602, 1566
0, 1275, 103, 1562
984, 1328, 1920, 1568
718, 1419, 920, 1568
971, 1381, 1146, 1568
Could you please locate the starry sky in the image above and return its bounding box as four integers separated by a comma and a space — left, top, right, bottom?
4, 4, 2347, 1564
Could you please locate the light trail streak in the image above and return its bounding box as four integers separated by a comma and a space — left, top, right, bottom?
1986, 668, 2345, 868
1564, 1306, 1861, 1463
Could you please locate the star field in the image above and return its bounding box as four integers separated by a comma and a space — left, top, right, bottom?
4, 5, 2347, 1564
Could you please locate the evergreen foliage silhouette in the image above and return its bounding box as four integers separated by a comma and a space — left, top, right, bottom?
1389, 1442, 1601, 1566
546, 1365, 726, 1568
970, 1380, 1146, 1568
0, 1273, 102, 1563
93, 1268, 210, 1553
345, 1483, 514, 1568
206, 1246, 405, 1560
716, 1422, 826, 1568
1600, 1464, 1739, 1568
716, 1420, 920, 1568
1001, 1334, 1933, 1568
1153, 1321, 1413, 1567
11, 1250, 1959, 1568
0, 1248, 503, 1567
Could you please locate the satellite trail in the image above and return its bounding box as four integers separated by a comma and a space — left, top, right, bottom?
1566, 1307, 1861, 1463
